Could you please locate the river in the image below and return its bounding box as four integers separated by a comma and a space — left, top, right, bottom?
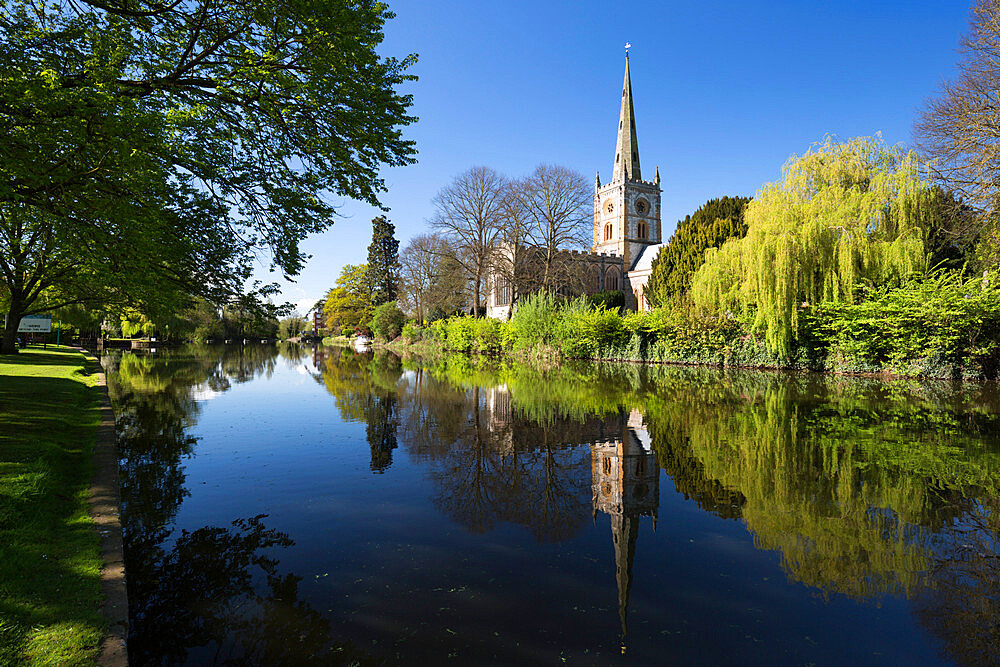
103, 343, 1000, 665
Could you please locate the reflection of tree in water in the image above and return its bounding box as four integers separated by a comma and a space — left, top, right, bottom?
318, 348, 403, 473
107, 346, 371, 664
276, 341, 309, 363
915, 501, 1000, 666
396, 372, 609, 543
635, 369, 1000, 665
416, 356, 1000, 659
129, 514, 372, 665
366, 393, 398, 473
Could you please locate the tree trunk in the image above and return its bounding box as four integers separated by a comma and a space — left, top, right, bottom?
473, 274, 482, 317
1, 299, 24, 354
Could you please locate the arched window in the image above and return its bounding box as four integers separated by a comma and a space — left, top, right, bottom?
495, 277, 511, 306
589, 267, 601, 293
603, 457, 612, 475
605, 267, 620, 291
637, 221, 647, 239
604, 223, 613, 241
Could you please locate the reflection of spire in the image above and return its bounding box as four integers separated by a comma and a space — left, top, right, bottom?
611, 512, 639, 648
591, 414, 659, 654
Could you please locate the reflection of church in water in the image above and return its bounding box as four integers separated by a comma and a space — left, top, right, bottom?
591, 409, 659, 651
484, 387, 660, 648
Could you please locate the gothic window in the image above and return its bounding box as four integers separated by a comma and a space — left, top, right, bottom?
637, 221, 647, 239
495, 277, 511, 307
603, 457, 612, 475
589, 267, 601, 293
604, 223, 613, 241
604, 200, 614, 214
606, 267, 620, 291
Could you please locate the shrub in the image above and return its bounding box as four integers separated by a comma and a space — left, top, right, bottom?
556, 298, 628, 358
588, 290, 625, 312
814, 271, 1000, 378
371, 302, 406, 340
401, 321, 425, 342
509, 292, 562, 349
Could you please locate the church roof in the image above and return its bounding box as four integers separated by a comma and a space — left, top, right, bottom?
629, 243, 664, 272
613, 55, 641, 182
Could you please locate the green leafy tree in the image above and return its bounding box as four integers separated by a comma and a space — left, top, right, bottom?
646, 196, 751, 307
691, 137, 937, 355
323, 264, 373, 331
367, 216, 400, 306
0, 1, 417, 353
277, 314, 307, 340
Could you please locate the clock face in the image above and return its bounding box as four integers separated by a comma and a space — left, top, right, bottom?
635, 199, 648, 215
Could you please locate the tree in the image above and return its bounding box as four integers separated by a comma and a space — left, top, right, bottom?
0, 1, 417, 353
430, 167, 509, 316
646, 196, 751, 307
517, 165, 592, 293
489, 183, 533, 316
916, 0, 1000, 269
278, 313, 306, 339
367, 215, 400, 306
323, 264, 372, 331
399, 234, 442, 321
371, 302, 405, 340
691, 137, 937, 355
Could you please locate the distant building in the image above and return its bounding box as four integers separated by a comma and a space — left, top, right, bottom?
312, 309, 324, 334
487, 53, 664, 318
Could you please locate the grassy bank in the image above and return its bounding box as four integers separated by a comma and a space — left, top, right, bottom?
0, 347, 105, 666
320, 335, 352, 347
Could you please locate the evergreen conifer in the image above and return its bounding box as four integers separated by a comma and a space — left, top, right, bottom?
367, 216, 400, 306
646, 196, 751, 307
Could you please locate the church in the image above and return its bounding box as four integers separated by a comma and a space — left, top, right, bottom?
486, 53, 665, 319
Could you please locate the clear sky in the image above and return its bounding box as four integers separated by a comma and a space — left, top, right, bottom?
268, 0, 973, 314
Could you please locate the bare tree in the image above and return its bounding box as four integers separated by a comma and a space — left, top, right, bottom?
916, 0, 1000, 264
430, 167, 509, 316
399, 232, 467, 321
488, 180, 533, 316
399, 234, 438, 321
516, 164, 592, 293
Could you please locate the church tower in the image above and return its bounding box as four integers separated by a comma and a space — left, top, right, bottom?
592, 52, 662, 272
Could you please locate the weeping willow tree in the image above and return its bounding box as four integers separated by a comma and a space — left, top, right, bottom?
691, 136, 937, 355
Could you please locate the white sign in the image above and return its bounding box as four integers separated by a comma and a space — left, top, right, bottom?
17, 315, 52, 333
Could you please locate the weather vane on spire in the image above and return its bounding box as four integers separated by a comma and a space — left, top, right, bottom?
625, 42, 631, 57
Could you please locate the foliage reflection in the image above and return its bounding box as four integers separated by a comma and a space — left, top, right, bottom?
316, 350, 1000, 663
107, 344, 373, 664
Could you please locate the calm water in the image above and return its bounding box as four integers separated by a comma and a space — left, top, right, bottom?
104, 344, 1000, 665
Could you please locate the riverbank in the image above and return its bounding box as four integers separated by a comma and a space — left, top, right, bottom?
387, 292, 1000, 381
0, 347, 106, 665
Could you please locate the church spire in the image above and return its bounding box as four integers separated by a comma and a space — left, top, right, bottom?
613, 51, 641, 182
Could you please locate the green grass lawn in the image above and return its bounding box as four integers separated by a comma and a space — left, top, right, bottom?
0, 346, 105, 666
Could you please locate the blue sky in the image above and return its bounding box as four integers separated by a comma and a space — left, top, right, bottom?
268, 0, 972, 314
